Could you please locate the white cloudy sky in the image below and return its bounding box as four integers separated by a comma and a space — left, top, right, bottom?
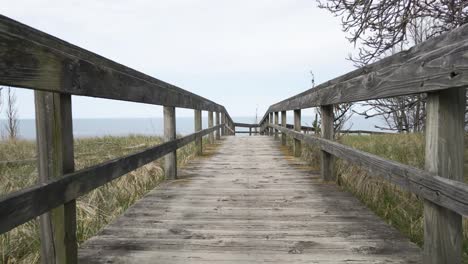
1, 0, 357, 119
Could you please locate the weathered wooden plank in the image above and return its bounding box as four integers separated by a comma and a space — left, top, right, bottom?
234, 123, 260, 128
195, 110, 202, 155
0, 125, 222, 234
35, 91, 77, 264
79, 136, 420, 263
208, 111, 214, 144
274, 112, 279, 140
163, 106, 177, 180
281, 111, 286, 145
423, 88, 465, 263
260, 23, 468, 122
320, 105, 334, 181
269, 124, 468, 216
294, 110, 301, 157
215, 112, 221, 140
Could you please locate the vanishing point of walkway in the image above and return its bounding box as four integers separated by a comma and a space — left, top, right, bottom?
79, 136, 421, 263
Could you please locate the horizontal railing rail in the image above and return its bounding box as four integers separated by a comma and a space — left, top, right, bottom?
0, 124, 223, 234
234, 123, 260, 128
269, 123, 468, 216
0, 15, 234, 125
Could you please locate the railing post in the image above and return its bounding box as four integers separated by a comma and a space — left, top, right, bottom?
221, 113, 226, 136
164, 106, 177, 180
281, 111, 286, 145
294, 109, 301, 157
195, 109, 202, 155
423, 88, 465, 264
208, 111, 214, 144
249, 127, 252, 136
274, 112, 279, 140
270, 113, 274, 136
215, 112, 221, 140
320, 105, 335, 181
35, 91, 77, 264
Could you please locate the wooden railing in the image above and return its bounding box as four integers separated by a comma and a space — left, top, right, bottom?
234, 123, 260, 135
0, 15, 234, 264
259, 23, 468, 264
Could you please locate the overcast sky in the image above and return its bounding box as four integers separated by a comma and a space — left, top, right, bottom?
1, 0, 357, 119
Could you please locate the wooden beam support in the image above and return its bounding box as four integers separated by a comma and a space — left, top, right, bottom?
221, 113, 226, 136
423, 88, 465, 264
215, 112, 221, 140
35, 91, 77, 264
274, 112, 279, 140
163, 106, 177, 180
293, 109, 301, 157
281, 111, 287, 145
320, 105, 335, 181
195, 110, 202, 155
208, 111, 214, 144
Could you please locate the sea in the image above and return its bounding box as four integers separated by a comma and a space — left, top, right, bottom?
0, 115, 385, 140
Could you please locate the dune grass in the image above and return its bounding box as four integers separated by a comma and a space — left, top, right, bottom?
0, 134, 204, 264
285, 133, 468, 262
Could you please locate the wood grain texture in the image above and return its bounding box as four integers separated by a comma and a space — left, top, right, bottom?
35, 92, 77, 264
79, 136, 421, 263
208, 111, 214, 144
0, 125, 222, 234
281, 111, 287, 145
164, 106, 177, 180
0, 15, 233, 124
423, 88, 465, 263
260, 22, 468, 123
320, 105, 334, 182
269, 124, 468, 217
195, 110, 202, 155
294, 110, 301, 157
274, 112, 279, 140
215, 112, 221, 140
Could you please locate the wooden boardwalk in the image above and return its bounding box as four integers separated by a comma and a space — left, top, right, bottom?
79, 136, 421, 263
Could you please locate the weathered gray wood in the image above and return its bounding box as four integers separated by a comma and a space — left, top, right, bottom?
221, 113, 226, 136
79, 136, 420, 263
35, 91, 77, 264
281, 111, 286, 145
234, 123, 260, 128
164, 106, 177, 180
320, 105, 334, 181
423, 88, 465, 264
195, 110, 202, 155
274, 112, 279, 140
208, 111, 214, 144
215, 112, 221, 140
249, 127, 252, 136
0, 15, 235, 121
0, 125, 222, 235
294, 110, 301, 157
269, 123, 468, 217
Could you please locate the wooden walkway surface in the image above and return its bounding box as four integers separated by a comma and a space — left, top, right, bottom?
79, 136, 421, 263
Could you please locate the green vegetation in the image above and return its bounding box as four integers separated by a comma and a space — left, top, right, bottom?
286, 133, 468, 263
0, 135, 202, 264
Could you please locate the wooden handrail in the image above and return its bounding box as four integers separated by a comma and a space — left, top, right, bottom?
0, 15, 234, 125
0, 124, 223, 234
269, 123, 468, 216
